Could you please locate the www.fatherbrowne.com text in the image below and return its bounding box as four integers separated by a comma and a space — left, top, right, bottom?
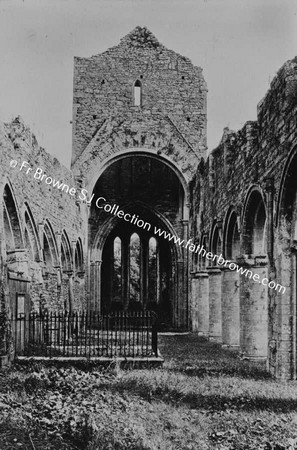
11, 159, 286, 294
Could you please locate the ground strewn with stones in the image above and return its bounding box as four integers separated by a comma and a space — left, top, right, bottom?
0, 334, 297, 449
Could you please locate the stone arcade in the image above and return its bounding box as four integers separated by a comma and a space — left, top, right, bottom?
0, 27, 297, 379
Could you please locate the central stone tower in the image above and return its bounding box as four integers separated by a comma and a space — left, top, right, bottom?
71, 26, 207, 328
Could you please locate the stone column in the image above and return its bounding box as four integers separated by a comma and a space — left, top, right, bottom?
181, 219, 189, 329
207, 267, 222, 342
239, 256, 268, 359
94, 260, 101, 313
176, 261, 184, 328
191, 272, 199, 331
89, 262, 95, 313
191, 271, 209, 335
67, 271, 74, 312
221, 265, 240, 347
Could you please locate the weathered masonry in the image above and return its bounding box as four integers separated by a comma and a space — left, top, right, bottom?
190, 56, 297, 379
71, 26, 207, 328
0, 27, 297, 379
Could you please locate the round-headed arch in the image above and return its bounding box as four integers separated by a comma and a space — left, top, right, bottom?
2, 181, 24, 251
43, 220, 59, 268
242, 186, 267, 256
83, 149, 190, 219
223, 206, 241, 260
276, 145, 297, 232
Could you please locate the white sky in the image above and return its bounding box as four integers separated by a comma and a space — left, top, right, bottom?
0, 0, 296, 168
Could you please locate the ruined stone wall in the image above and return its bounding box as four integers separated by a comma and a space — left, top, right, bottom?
72, 26, 207, 166
190, 57, 297, 379
0, 117, 87, 313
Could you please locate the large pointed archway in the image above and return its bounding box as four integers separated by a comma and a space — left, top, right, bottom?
88, 154, 189, 328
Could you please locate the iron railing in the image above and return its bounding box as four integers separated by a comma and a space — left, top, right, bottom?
12, 311, 158, 358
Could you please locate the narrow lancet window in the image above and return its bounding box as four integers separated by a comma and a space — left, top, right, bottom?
113, 237, 122, 300
129, 233, 141, 302
148, 237, 158, 302
134, 80, 141, 106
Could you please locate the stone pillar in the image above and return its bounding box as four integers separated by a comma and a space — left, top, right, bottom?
221, 266, 240, 346
191, 271, 209, 335
263, 178, 274, 265
207, 267, 222, 341
191, 272, 199, 331
176, 261, 184, 328
89, 262, 95, 313
181, 219, 189, 329
67, 272, 74, 312
239, 257, 268, 359
94, 260, 101, 313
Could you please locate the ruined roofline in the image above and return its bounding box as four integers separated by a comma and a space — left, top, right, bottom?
2, 116, 71, 174
73, 26, 205, 76
209, 120, 258, 158
257, 55, 297, 114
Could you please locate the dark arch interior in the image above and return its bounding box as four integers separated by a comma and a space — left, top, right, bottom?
226, 212, 240, 260
243, 191, 267, 256
90, 155, 183, 325
3, 185, 23, 251
211, 226, 222, 264
24, 210, 39, 262
101, 217, 172, 322
281, 154, 297, 240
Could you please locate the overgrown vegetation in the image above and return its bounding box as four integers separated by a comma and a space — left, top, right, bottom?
1, 334, 297, 449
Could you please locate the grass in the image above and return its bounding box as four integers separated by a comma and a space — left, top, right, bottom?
1, 334, 297, 449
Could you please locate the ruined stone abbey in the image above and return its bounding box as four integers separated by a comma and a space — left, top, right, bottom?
1, 27, 297, 379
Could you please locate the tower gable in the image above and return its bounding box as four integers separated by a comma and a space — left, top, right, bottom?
71, 26, 207, 166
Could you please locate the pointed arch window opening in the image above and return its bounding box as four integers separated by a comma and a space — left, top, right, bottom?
134, 80, 142, 106
129, 233, 141, 303
226, 213, 240, 260
109, 233, 161, 308
43, 234, 53, 272
3, 185, 23, 251
24, 212, 39, 262
231, 221, 240, 259
113, 236, 122, 302
75, 241, 84, 274
148, 237, 160, 304
252, 201, 267, 255
3, 202, 15, 252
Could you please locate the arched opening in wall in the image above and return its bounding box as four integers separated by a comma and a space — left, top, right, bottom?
225, 210, 240, 260
211, 225, 222, 265
75, 238, 84, 275
112, 236, 122, 307
134, 80, 142, 106
2, 184, 29, 327
24, 206, 39, 262
243, 190, 267, 256
148, 237, 159, 305
61, 232, 72, 273
43, 222, 58, 274
60, 231, 73, 312
43, 234, 53, 273
3, 184, 23, 252
90, 154, 184, 327
278, 151, 297, 378
129, 233, 141, 306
